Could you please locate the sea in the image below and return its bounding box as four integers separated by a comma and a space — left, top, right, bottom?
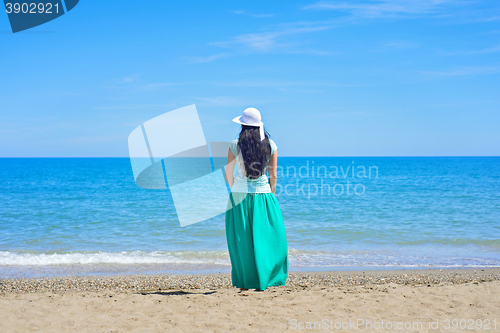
1, 157, 499, 278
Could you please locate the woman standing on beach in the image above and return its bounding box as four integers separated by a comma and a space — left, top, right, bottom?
224, 107, 289, 291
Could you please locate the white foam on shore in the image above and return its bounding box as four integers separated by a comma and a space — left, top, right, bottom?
1, 249, 499, 268
0, 251, 231, 266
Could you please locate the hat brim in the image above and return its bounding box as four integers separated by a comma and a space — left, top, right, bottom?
232, 116, 263, 127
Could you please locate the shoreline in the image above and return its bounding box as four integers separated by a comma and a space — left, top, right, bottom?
2, 260, 499, 279
2, 267, 499, 293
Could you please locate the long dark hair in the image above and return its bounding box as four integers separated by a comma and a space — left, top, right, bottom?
237, 125, 271, 179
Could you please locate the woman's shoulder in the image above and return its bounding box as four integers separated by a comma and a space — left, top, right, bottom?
230, 138, 239, 147
229, 138, 239, 154
268, 138, 277, 154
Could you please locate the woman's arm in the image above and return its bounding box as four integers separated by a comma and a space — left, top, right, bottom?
268, 151, 278, 194
225, 147, 236, 188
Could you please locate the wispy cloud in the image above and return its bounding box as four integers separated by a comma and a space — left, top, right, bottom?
303, 0, 465, 18
209, 22, 331, 52
0, 117, 75, 136
186, 0, 468, 63
193, 96, 253, 107
313, 110, 381, 118
383, 40, 418, 49
272, 48, 338, 56
134, 83, 178, 91
211, 80, 365, 88
212, 31, 277, 50
112, 82, 178, 92
114, 76, 141, 84
421, 66, 500, 77
480, 16, 500, 22
230, 10, 274, 18
440, 45, 500, 56
193, 96, 279, 107
109, 76, 179, 92
94, 103, 176, 110
182, 53, 229, 64
52, 91, 81, 96
63, 134, 124, 145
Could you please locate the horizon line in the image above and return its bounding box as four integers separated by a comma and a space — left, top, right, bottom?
0, 156, 499, 158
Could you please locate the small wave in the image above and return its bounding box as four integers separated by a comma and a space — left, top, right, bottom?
398, 239, 500, 247
1, 249, 500, 268
0, 250, 231, 266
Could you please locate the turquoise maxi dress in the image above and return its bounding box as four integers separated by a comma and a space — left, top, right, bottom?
225, 138, 289, 290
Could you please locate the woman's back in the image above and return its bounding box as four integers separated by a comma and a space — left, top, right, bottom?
229, 138, 278, 194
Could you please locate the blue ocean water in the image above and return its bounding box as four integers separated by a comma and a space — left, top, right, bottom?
1, 157, 499, 277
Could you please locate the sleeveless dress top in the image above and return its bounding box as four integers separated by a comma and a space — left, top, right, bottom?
229, 138, 278, 194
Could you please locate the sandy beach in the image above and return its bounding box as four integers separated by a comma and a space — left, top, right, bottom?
0, 268, 499, 332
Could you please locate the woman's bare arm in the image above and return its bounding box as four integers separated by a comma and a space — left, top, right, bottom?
225, 148, 236, 188
268, 151, 278, 194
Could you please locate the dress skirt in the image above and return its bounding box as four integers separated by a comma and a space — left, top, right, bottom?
225, 192, 288, 290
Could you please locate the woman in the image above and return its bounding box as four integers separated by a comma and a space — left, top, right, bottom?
224, 107, 288, 291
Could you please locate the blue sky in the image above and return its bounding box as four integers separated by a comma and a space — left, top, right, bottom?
1, 0, 499, 157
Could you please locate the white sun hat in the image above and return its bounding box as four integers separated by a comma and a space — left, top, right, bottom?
232, 107, 265, 141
